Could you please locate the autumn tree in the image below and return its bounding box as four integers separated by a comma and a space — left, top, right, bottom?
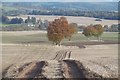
47, 17, 76, 46
82, 24, 104, 40
47, 32, 64, 46
82, 25, 95, 40
67, 23, 77, 41
93, 24, 104, 40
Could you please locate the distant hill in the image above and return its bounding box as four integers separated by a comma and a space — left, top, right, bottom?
2, 2, 118, 20
38, 2, 118, 11
2, 2, 118, 12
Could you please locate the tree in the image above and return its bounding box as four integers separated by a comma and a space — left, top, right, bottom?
31, 17, 36, 24
47, 17, 78, 45
67, 23, 77, 41
82, 25, 95, 39
82, 24, 104, 40
18, 18, 23, 23
47, 32, 64, 46
110, 24, 118, 32
1, 15, 10, 24
47, 17, 73, 46
93, 24, 104, 40
104, 25, 109, 32
44, 20, 49, 28
27, 16, 31, 23
10, 18, 23, 24
25, 16, 31, 23
25, 19, 28, 23
37, 19, 43, 29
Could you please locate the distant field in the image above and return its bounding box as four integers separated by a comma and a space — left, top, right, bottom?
1, 24, 22, 27
1, 6, 18, 11
8, 15, 118, 26
2, 31, 119, 44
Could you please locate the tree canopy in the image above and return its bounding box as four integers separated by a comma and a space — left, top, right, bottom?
47, 17, 77, 46
82, 24, 104, 40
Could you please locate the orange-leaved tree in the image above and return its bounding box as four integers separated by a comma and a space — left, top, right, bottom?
82, 24, 104, 40
47, 17, 69, 46
93, 24, 104, 40
82, 25, 96, 39
67, 23, 78, 41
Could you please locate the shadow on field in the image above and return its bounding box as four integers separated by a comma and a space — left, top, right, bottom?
18, 41, 51, 44
62, 40, 119, 47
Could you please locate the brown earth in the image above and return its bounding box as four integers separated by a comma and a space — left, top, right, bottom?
1, 43, 118, 79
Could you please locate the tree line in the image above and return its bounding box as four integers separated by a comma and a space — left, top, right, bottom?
1, 15, 51, 31
2, 8, 118, 20
1, 15, 38, 25
1, 15, 23, 24
29, 10, 118, 20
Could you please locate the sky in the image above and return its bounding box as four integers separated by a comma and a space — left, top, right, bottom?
1, 0, 120, 2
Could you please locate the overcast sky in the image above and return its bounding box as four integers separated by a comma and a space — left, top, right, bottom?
1, 0, 120, 2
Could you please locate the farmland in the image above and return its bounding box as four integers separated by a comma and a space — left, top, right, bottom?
2, 31, 119, 43
8, 15, 118, 26
1, 2, 119, 79
1, 31, 119, 78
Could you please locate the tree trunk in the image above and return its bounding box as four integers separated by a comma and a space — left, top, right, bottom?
59, 42, 61, 46
87, 37, 90, 40
69, 36, 71, 41
97, 36, 100, 41
56, 43, 58, 45
69, 38, 71, 41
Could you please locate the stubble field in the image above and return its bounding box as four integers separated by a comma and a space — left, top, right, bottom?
1, 31, 119, 79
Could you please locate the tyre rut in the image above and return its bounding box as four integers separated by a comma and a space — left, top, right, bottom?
16, 61, 46, 78
62, 60, 103, 79
63, 60, 85, 78
53, 50, 72, 60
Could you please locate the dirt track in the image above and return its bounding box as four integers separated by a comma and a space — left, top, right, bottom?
2, 44, 118, 79
53, 50, 71, 60
3, 60, 103, 79
63, 60, 86, 78
63, 60, 103, 79
16, 61, 46, 78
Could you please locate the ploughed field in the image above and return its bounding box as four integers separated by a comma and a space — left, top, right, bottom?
1, 31, 118, 79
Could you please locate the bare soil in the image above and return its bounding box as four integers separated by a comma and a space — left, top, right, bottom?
2, 44, 118, 79
62, 60, 103, 79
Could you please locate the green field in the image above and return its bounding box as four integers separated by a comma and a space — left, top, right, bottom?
1, 6, 18, 11
2, 31, 119, 44
1, 24, 22, 27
